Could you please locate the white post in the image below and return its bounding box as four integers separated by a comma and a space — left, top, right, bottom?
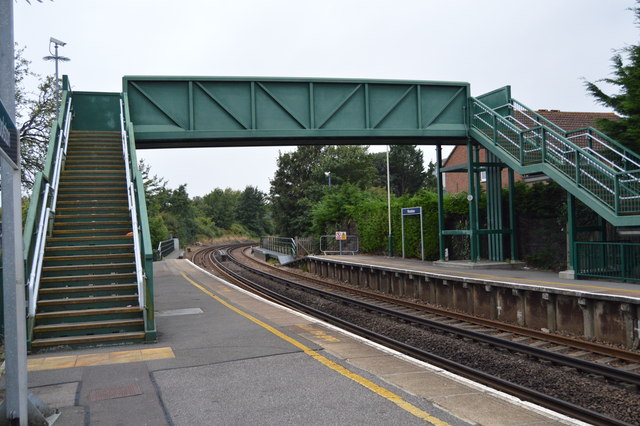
0, 1, 28, 422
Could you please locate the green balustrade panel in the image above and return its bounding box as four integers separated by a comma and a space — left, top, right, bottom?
71, 92, 122, 131
123, 77, 470, 148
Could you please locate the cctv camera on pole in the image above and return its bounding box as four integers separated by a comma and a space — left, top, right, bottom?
43, 37, 70, 112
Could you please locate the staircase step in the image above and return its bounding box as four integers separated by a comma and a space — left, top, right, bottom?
34, 318, 144, 334
57, 199, 128, 206
37, 295, 139, 312
53, 220, 132, 229
58, 193, 127, 200
65, 153, 123, 158
43, 253, 135, 267
33, 318, 144, 340
46, 235, 133, 247
45, 243, 134, 256
40, 272, 136, 285
31, 331, 145, 350
42, 262, 136, 277
35, 306, 142, 323
39, 283, 138, 297
56, 206, 129, 213
54, 214, 131, 222
60, 175, 126, 182
52, 228, 133, 237
62, 169, 125, 175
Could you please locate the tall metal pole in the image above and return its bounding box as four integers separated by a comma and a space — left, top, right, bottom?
386, 146, 393, 256
0, 1, 29, 423
53, 43, 59, 111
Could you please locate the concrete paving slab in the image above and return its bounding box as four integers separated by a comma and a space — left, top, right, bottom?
153, 351, 448, 426
30, 382, 78, 408
432, 392, 560, 425
78, 363, 168, 425
347, 354, 426, 376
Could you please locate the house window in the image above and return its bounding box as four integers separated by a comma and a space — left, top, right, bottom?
480, 170, 487, 183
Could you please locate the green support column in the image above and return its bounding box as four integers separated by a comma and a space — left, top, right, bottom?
467, 139, 479, 261
485, 150, 504, 261
436, 144, 445, 260
508, 168, 518, 260
560, 192, 578, 279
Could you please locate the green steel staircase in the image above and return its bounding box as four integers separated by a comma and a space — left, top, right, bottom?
469, 87, 640, 227
24, 85, 156, 352
31, 130, 144, 350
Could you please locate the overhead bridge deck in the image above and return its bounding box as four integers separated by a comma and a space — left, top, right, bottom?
299, 254, 640, 349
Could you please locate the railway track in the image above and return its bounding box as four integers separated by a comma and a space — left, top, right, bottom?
190, 243, 640, 425
237, 247, 640, 369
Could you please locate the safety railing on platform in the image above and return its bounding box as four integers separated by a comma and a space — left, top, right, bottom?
121, 92, 156, 340
575, 242, 640, 282
319, 235, 359, 255
158, 238, 176, 259
24, 78, 73, 319
260, 236, 297, 257
470, 97, 640, 216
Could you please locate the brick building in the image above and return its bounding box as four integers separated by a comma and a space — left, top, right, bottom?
442, 110, 618, 193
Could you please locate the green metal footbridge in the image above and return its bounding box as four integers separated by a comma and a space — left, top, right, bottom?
24, 76, 640, 350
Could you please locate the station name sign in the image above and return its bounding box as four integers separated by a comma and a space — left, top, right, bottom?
0, 99, 18, 167
401, 207, 422, 216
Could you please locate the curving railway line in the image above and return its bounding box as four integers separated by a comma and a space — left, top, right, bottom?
190, 242, 640, 425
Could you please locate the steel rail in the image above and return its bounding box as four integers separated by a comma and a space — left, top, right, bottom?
213, 245, 630, 426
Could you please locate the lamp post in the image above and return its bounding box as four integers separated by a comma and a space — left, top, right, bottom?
325, 171, 331, 188
43, 37, 70, 112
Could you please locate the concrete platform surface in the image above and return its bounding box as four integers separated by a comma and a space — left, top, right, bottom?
21, 259, 581, 425
313, 254, 640, 299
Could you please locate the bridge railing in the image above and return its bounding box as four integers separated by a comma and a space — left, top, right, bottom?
470, 97, 640, 216
24, 76, 73, 322
260, 236, 297, 257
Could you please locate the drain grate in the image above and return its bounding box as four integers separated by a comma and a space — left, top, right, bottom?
89, 383, 142, 402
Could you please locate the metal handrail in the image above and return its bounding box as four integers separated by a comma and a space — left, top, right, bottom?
260, 236, 297, 257
120, 100, 145, 309
27, 96, 72, 318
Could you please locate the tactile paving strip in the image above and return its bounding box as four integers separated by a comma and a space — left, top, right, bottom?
89, 383, 142, 402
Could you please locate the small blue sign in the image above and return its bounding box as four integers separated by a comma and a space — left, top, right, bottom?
0, 98, 18, 167
401, 207, 422, 216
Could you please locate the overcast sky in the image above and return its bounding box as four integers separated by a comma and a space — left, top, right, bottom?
13, 0, 639, 197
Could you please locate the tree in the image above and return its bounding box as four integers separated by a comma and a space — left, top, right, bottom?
199, 188, 239, 229
15, 45, 57, 192
585, 2, 640, 154
318, 145, 376, 189
236, 186, 270, 236
270, 146, 325, 236
388, 145, 427, 197
424, 160, 438, 192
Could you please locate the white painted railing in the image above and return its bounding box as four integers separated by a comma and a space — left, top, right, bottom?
27, 97, 72, 318
120, 100, 145, 309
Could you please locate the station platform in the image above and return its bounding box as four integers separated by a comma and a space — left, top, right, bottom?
312, 254, 640, 300
22, 259, 579, 425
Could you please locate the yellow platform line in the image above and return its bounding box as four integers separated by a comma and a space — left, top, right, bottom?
28, 347, 175, 372
325, 255, 640, 296
180, 272, 449, 426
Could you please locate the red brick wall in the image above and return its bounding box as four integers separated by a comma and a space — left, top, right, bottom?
443, 146, 523, 193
